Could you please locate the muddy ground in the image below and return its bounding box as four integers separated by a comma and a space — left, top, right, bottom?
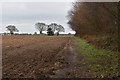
2, 35, 88, 78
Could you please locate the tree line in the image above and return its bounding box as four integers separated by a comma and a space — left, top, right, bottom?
5, 22, 65, 36
67, 2, 120, 52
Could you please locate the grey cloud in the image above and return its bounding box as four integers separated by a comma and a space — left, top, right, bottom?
2, 2, 75, 34
2, 2, 70, 21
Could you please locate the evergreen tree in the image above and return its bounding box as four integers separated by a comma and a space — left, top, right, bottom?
47, 27, 54, 36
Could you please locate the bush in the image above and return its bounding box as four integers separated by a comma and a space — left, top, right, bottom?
47, 27, 54, 36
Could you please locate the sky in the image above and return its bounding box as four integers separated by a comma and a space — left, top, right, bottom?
0, 0, 119, 34
1, 1, 76, 34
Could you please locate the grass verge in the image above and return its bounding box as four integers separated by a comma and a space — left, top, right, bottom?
73, 37, 119, 78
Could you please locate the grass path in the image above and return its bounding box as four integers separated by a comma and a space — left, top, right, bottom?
73, 37, 119, 78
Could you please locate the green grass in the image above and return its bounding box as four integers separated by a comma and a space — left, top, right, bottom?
73, 37, 119, 78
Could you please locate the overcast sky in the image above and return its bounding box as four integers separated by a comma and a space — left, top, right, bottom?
1, 1, 77, 34
1, 0, 118, 34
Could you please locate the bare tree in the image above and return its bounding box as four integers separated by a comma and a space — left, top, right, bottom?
56, 25, 65, 35
35, 22, 47, 34
48, 23, 58, 32
6, 25, 19, 35
48, 23, 65, 35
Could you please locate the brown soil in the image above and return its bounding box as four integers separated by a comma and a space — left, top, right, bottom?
2, 35, 88, 78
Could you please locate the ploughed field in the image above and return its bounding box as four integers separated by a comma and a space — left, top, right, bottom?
2, 36, 83, 78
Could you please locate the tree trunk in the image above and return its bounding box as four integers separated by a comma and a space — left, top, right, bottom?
56, 31, 59, 36
40, 31, 42, 34
10, 31, 13, 35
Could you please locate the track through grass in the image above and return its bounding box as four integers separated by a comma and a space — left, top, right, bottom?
74, 37, 119, 78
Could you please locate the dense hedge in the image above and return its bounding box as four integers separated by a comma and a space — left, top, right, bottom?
68, 2, 120, 52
